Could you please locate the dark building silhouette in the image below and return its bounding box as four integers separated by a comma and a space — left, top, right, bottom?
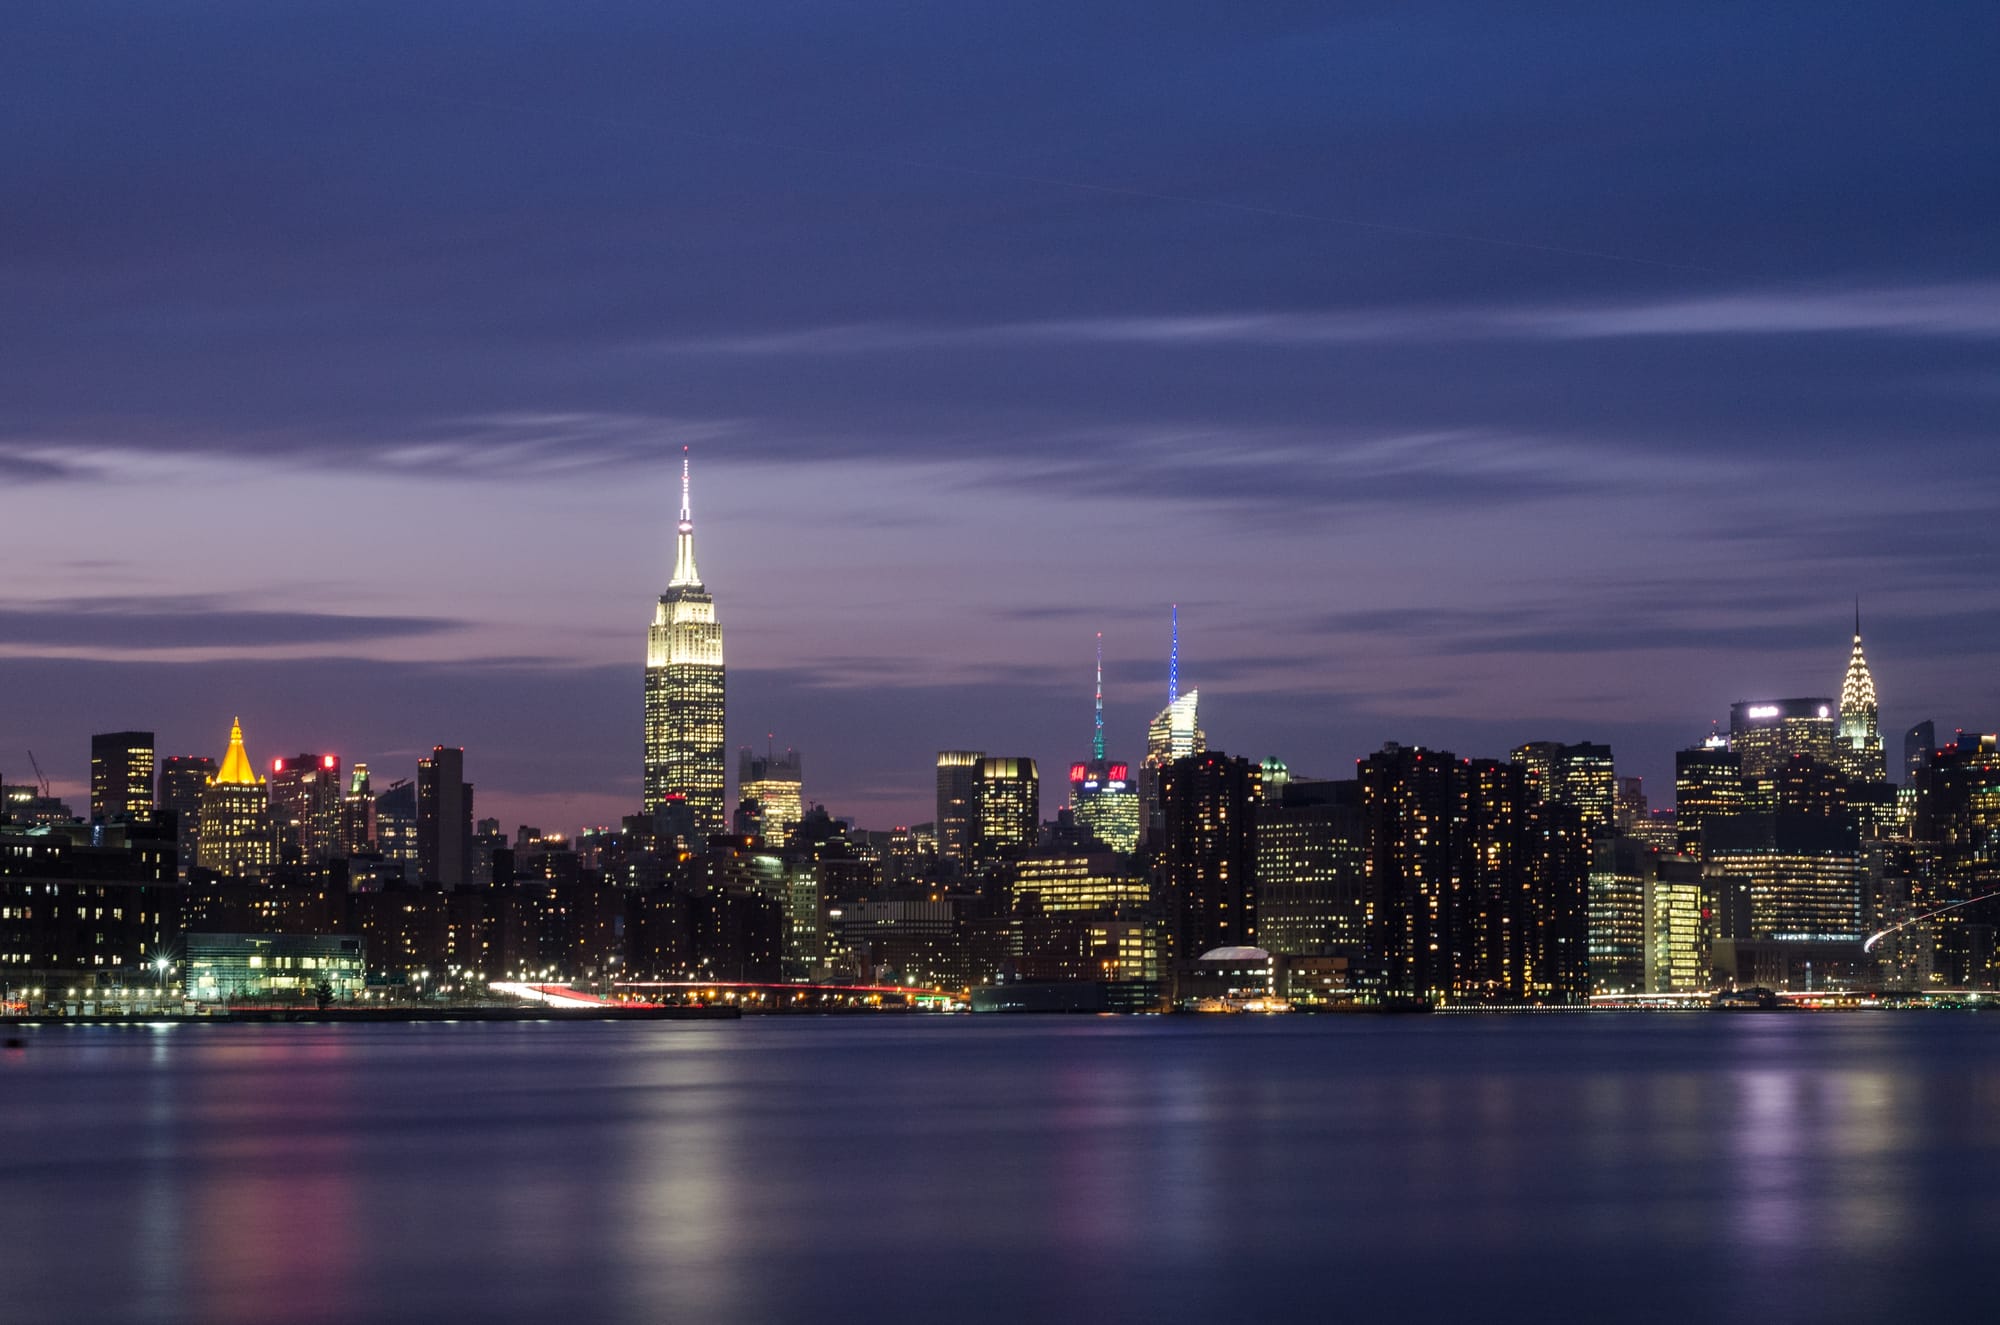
1158, 751, 1260, 959
1904, 720, 1936, 787
417, 747, 473, 889
156, 754, 216, 874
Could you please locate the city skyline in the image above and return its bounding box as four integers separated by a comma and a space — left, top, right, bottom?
6, 3, 1998, 831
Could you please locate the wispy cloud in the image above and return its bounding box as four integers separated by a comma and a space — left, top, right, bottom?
0, 595, 464, 651
656, 282, 2000, 356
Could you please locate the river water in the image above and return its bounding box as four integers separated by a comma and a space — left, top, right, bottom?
4, 1013, 1996, 1323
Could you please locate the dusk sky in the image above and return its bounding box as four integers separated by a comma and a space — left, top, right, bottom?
6, 3, 1998, 832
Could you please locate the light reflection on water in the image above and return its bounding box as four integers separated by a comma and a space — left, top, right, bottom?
2, 1015, 1995, 1324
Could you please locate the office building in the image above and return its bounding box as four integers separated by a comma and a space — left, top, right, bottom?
1067, 635, 1141, 853
1011, 852, 1150, 913
375, 778, 418, 869
738, 745, 804, 847
1589, 837, 1651, 995
196, 719, 276, 880
975, 758, 1039, 861
644, 449, 727, 831
1645, 854, 1706, 993
1730, 698, 1838, 778
1674, 741, 1744, 859
1255, 780, 1366, 957
1140, 606, 1204, 846
417, 746, 473, 888
935, 751, 984, 865
90, 731, 155, 825
1159, 751, 1260, 959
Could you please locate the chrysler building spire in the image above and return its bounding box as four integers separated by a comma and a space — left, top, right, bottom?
1836, 600, 1884, 782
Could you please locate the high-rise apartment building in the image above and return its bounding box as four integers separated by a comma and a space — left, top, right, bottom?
417, 746, 473, 889
1645, 854, 1706, 993
975, 758, 1040, 861
739, 746, 804, 847
90, 731, 154, 824
644, 449, 726, 831
1158, 751, 1260, 959
935, 751, 985, 865
196, 719, 276, 879
1837, 607, 1886, 783
269, 753, 341, 864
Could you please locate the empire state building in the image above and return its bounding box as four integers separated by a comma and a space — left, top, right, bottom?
644, 448, 726, 830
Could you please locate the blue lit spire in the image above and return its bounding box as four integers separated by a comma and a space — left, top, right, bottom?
1168, 604, 1179, 706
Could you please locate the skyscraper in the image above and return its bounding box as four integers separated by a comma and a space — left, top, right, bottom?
417, 746, 473, 888
1255, 778, 1366, 957
975, 758, 1040, 861
1511, 741, 1616, 837
644, 448, 726, 831
1836, 604, 1886, 783
157, 754, 216, 874
270, 753, 341, 864
935, 751, 985, 865
1904, 719, 1936, 786
1674, 740, 1744, 859
1158, 751, 1260, 959
1141, 608, 1204, 846
1070, 634, 1141, 852
739, 745, 804, 846
196, 719, 276, 879
340, 762, 375, 856
90, 731, 154, 824
1730, 698, 1837, 778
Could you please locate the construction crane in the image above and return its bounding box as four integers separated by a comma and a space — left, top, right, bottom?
26, 750, 51, 798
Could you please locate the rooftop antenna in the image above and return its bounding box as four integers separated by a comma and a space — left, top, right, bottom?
1168, 604, 1180, 706
1093, 632, 1105, 763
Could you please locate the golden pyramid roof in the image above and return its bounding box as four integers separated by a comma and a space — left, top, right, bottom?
213, 716, 264, 786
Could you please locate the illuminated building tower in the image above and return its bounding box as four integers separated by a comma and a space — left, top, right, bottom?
1159, 751, 1260, 959
1588, 837, 1651, 994
738, 745, 804, 847
417, 746, 473, 889
1141, 607, 1205, 847
157, 754, 216, 874
1837, 605, 1886, 783
1511, 741, 1616, 837
340, 763, 375, 856
1255, 778, 1366, 957
90, 731, 155, 824
269, 753, 342, 864
196, 718, 276, 880
1645, 854, 1706, 993
1069, 635, 1141, 852
1674, 740, 1744, 859
935, 751, 985, 865
975, 758, 1040, 861
375, 779, 419, 870
644, 447, 726, 831
1730, 699, 1837, 779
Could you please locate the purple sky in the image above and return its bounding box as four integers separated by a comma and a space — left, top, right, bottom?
6, 3, 1998, 833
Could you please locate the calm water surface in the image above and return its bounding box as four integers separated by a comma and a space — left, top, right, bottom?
4, 1014, 1998, 1323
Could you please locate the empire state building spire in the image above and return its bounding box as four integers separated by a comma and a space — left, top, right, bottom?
670, 446, 701, 588
645, 445, 726, 833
